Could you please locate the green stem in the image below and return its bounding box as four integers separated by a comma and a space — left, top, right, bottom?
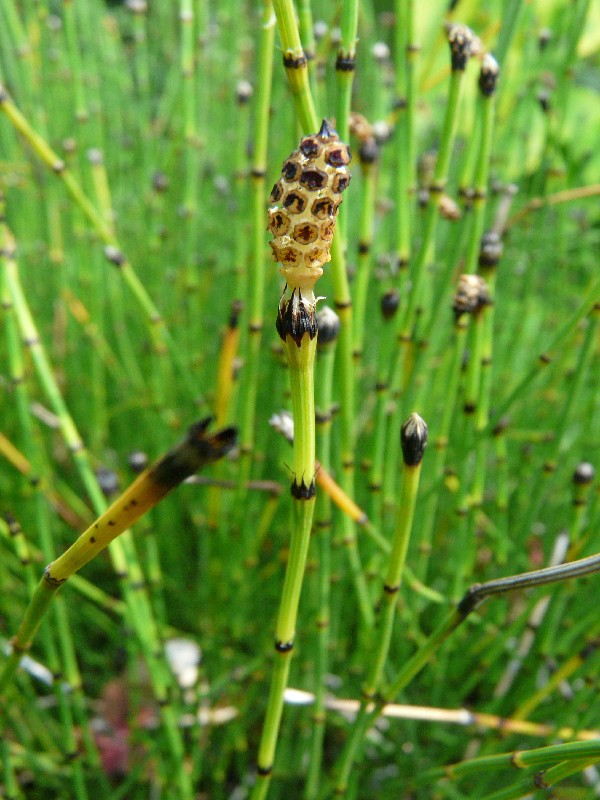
251, 331, 317, 799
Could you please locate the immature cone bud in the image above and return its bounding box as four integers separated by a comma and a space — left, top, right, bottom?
573, 462, 595, 485
478, 53, 500, 97
380, 288, 400, 320
269, 410, 295, 444
316, 306, 340, 347
453, 274, 491, 318
95, 466, 120, 497
538, 28, 552, 51
479, 231, 503, 268
129, 450, 149, 473
439, 194, 462, 221
401, 413, 428, 467
359, 139, 379, 166
268, 119, 351, 295
236, 79, 253, 104
538, 90, 551, 114
447, 24, 476, 72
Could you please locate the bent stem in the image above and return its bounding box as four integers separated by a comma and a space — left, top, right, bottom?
0, 420, 236, 694
329, 548, 600, 794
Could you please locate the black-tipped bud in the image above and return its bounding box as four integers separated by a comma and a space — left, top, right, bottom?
573, 462, 595, 486
359, 139, 379, 165
236, 79, 253, 104
372, 121, 392, 144
401, 413, 428, 467
127, 0, 147, 13
478, 53, 500, 97
96, 467, 120, 497
453, 274, 491, 318
62, 137, 77, 154
269, 410, 295, 444
538, 28, 552, 52
538, 90, 551, 114
128, 450, 149, 473
316, 306, 340, 348
314, 21, 328, 41
318, 118, 337, 139
447, 24, 476, 71
152, 171, 169, 193
87, 148, 103, 166
372, 41, 390, 64
479, 230, 503, 268
492, 416, 510, 437
381, 288, 400, 320
104, 245, 125, 266
228, 299, 244, 329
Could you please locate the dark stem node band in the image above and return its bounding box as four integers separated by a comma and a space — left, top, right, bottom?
291, 479, 316, 500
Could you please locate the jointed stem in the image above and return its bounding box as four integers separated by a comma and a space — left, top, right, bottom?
252, 332, 317, 799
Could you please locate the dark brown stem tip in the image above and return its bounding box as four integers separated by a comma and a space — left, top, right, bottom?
478, 53, 500, 97
380, 288, 400, 320
401, 413, 428, 467
452, 274, 491, 318
235, 79, 253, 104
479, 231, 503, 268
152, 418, 237, 488
319, 118, 337, 139
317, 306, 340, 347
446, 24, 477, 71
573, 462, 595, 486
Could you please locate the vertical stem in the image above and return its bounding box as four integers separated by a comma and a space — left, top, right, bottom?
251, 333, 317, 800
238, 0, 275, 476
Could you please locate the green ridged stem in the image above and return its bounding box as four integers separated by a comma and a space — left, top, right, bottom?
368, 303, 401, 529
553, 0, 592, 147
238, 0, 275, 474
62, 0, 88, 123
251, 332, 317, 800
272, 0, 318, 133
269, 1, 365, 630
383, 54, 472, 513
494, 0, 525, 67
335, 0, 359, 144
464, 79, 497, 275
426, 738, 600, 781
480, 757, 600, 800
334, 423, 425, 796
416, 316, 468, 581
180, 0, 201, 295
305, 323, 337, 800
393, 0, 416, 267
1, 737, 22, 800
297, 0, 319, 107
351, 154, 377, 358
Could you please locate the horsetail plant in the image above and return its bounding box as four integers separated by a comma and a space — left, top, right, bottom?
333, 412, 428, 796
251, 120, 351, 800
